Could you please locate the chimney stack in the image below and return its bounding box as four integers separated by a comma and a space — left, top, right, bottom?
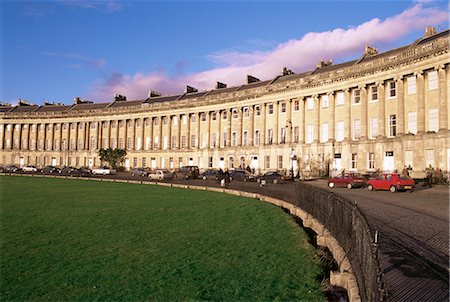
185, 85, 198, 93
215, 82, 227, 89
246, 75, 260, 84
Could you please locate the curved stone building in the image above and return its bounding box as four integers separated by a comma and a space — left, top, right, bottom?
1, 28, 449, 178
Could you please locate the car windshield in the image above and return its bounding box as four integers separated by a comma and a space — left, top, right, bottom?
398, 175, 410, 180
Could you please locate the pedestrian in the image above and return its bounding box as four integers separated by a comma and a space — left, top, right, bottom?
402, 165, 409, 178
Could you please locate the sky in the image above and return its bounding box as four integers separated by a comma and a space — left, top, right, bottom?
1, 0, 449, 105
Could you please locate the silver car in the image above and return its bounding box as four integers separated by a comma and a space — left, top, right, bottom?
148, 169, 174, 180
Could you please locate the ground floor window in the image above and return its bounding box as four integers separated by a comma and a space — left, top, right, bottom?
265, 155, 270, 169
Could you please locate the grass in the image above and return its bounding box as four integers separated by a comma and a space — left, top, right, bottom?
0, 175, 323, 301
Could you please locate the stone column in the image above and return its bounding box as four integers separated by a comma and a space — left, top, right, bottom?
378, 82, 386, 138
217, 111, 222, 148
196, 113, 201, 149
177, 115, 182, 150
396, 76, 405, 135
299, 97, 305, 143
416, 71, 425, 133
286, 99, 292, 144
314, 95, 320, 142
0, 124, 4, 149
329, 92, 335, 141
249, 106, 255, 146
168, 116, 173, 149
238, 108, 243, 146
344, 89, 351, 140
205, 112, 210, 149
261, 104, 267, 145
274, 102, 279, 144
227, 109, 232, 147
437, 65, 448, 131
17, 124, 22, 150
360, 85, 368, 139
85, 122, 90, 150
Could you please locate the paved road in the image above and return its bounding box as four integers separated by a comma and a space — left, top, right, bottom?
307, 180, 449, 302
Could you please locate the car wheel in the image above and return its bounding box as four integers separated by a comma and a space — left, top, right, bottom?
389, 185, 397, 193
273, 179, 278, 184
328, 182, 335, 188
244, 178, 247, 182
367, 184, 374, 191
202, 176, 207, 180
346, 183, 352, 189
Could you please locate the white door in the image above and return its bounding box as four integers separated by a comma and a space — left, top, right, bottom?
218, 157, 225, 170
19, 157, 25, 167
88, 158, 94, 168
383, 151, 394, 172
251, 156, 259, 170
151, 159, 157, 169
125, 158, 130, 170
52, 157, 57, 166
188, 158, 194, 165
332, 158, 342, 177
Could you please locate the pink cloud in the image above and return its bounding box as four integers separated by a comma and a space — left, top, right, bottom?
89, 3, 448, 102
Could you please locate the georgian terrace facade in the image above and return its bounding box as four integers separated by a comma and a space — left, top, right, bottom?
1, 28, 449, 178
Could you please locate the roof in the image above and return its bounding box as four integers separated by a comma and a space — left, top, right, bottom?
35, 105, 72, 112
70, 103, 109, 111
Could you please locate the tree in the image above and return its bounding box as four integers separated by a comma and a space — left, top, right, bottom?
98, 148, 127, 169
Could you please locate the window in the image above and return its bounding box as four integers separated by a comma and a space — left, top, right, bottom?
293, 126, 299, 143
321, 95, 329, 108
111, 138, 116, 149
428, 108, 438, 132
181, 135, 187, 148
265, 155, 270, 169
173, 117, 178, 126
306, 125, 313, 144
191, 135, 196, 148
351, 153, 357, 170
370, 117, 378, 139
280, 102, 286, 113
232, 132, 237, 146
145, 119, 151, 126
208, 157, 213, 169
278, 155, 283, 170
232, 108, 238, 119
368, 153, 375, 170
136, 119, 142, 127
280, 128, 286, 144
388, 115, 397, 137
268, 129, 273, 144
127, 138, 132, 150
405, 150, 413, 169
222, 132, 227, 147
171, 135, 177, 149
162, 136, 168, 150
407, 112, 417, 134
294, 100, 299, 111
211, 112, 217, 121
183, 115, 188, 124
321, 123, 328, 142
191, 115, 196, 123
142, 157, 147, 168
243, 107, 250, 117
254, 130, 260, 146
255, 105, 261, 116
223, 111, 227, 120
426, 149, 435, 168
387, 81, 396, 98
407, 76, 416, 94
229, 157, 234, 169
154, 118, 159, 126
428, 70, 438, 90
306, 97, 314, 110
243, 131, 248, 146
268, 104, 274, 114
102, 138, 108, 149
90, 137, 96, 150
119, 138, 125, 149
133, 157, 138, 168
352, 89, 361, 104
153, 136, 159, 149
353, 119, 361, 140
145, 137, 151, 150
336, 91, 344, 106
200, 113, 206, 122
336, 121, 344, 142
178, 157, 183, 168
370, 85, 378, 101
211, 133, 217, 148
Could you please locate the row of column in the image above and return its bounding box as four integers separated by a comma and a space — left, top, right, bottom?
0, 65, 447, 152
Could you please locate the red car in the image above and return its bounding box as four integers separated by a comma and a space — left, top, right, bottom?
328, 172, 367, 189
367, 173, 415, 192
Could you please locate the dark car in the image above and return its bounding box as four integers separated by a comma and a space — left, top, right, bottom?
229, 169, 255, 182
176, 166, 199, 179
4, 165, 20, 172
201, 169, 222, 180
59, 166, 77, 175
42, 165, 60, 174
72, 166, 92, 177
257, 171, 284, 184
131, 167, 148, 177
328, 172, 367, 189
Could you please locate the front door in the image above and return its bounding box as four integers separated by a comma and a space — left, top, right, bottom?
384, 151, 394, 172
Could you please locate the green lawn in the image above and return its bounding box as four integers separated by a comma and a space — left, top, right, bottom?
0, 175, 323, 301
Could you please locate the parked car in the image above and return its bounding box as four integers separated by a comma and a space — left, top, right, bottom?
257, 171, 284, 184
328, 172, 367, 189
229, 169, 256, 182
4, 165, 20, 172
91, 166, 116, 175
131, 167, 148, 177
201, 169, 222, 180
149, 169, 174, 180
175, 166, 199, 179
42, 165, 60, 174
59, 166, 77, 175
22, 165, 38, 172
367, 173, 415, 192
72, 166, 92, 177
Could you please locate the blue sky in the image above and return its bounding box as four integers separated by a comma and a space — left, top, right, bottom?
1, 0, 448, 105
